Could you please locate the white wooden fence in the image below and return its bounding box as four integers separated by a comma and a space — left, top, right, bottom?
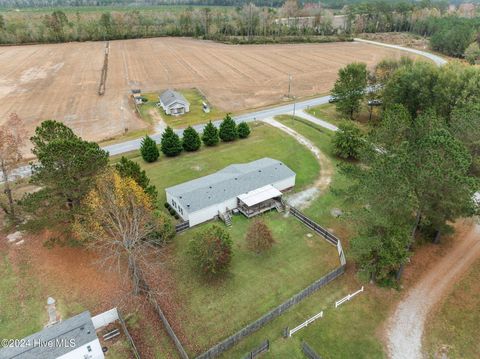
288, 311, 323, 337
334, 286, 364, 308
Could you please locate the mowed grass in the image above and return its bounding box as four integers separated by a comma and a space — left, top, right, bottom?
127, 122, 320, 206
169, 212, 340, 355
306, 103, 375, 132
424, 256, 480, 359
0, 254, 45, 340
139, 89, 225, 129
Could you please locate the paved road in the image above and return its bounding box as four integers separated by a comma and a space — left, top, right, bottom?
3, 38, 445, 182
104, 95, 332, 156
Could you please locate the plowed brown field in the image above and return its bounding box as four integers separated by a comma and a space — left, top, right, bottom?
0, 37, 418, 142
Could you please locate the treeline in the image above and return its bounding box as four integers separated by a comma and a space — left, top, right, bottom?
0, 4, 341, 44
0, 0, 286, 8
346, 1, 480, 58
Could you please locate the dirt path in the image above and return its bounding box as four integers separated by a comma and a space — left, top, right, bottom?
261, 117, 333, 208
386, 219, 480, 359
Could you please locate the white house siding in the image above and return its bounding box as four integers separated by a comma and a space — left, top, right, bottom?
188, 197, 238, 226
166, 192, 189, 222
173, 174, 296, 227
57, 339, 104, 359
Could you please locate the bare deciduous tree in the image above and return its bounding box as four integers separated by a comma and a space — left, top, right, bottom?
0, 113, 25, 220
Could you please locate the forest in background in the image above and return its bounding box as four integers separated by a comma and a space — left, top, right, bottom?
0, 0, 480, 59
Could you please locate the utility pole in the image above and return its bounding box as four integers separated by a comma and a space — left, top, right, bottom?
287, 74, 292, 98
292, 96, 296, 120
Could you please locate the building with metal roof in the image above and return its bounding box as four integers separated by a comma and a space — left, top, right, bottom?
159, 89, 190, 115
0, 311, 104, 359
165, 158, 295, 226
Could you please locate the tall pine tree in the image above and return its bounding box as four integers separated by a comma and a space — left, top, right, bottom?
161, 126, 182, 157
140, 135, 159, 163
202, 121, 219, 146
219, 114, 238, 142
182, 126, 201, 152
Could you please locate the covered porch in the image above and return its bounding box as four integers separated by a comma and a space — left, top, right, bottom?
237, 185, 283, 218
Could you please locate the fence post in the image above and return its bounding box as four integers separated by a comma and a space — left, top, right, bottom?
283, 326, 289, 338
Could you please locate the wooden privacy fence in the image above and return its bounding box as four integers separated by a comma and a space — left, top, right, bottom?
243, 339, 269, 359
289, 206, 346, 266
175, 220, 190, 233
118, 310, 142, 359
302, 342, 322, 359
289, 207, 339, 246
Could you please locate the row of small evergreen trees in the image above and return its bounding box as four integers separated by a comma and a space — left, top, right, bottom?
140, 114, 251, 163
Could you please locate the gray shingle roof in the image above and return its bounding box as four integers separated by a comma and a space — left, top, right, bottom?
166, 158, 295, 213
159, 89, 188, 107
0, 311, 98, 359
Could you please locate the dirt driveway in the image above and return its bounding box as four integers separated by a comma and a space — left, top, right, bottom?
385, 219, 480, 359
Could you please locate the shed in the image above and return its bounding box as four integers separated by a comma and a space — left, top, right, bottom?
0, 311, 104, 359
165, 158, 295, 226
159, 89, 190, 115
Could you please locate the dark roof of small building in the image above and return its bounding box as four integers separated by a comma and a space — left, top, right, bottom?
165, 158, 295, 213
159, 89, 188, 107
0, 311, 98, 359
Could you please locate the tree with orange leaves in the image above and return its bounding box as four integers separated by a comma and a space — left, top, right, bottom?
74, 169, 168, 295
0, 113, 25, 220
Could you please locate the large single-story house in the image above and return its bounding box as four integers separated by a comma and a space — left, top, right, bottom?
0, 311, 104, 359
159, 89, 190, 115
165, 158, 296, 227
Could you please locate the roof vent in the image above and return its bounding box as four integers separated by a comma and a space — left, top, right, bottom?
209, 186, 212, 189
258, 170, 262, 172
187, 204, 190, 207
179, 196, 182, 199
234, 177, 238, 180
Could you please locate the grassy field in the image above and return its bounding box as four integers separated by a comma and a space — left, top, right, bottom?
424, 257, 480, 359
306, 103, 376, 132
169, 212, 340, 356
139, 89, 225, 129
0, 253, 45, 340
124, 122, 320, 206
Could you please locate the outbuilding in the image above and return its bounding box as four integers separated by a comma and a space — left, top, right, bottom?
0, 311, 104, 359
165, 158, 296, 227
159, 89, 190, 115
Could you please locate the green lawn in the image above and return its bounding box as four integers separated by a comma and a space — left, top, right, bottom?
0, 254, 45, 340
139, 89, 226, 129
169, 212, 340, 356
424, 257, 480, 359
127, 122, 320, 206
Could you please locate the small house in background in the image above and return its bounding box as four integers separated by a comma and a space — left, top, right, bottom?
159, 89, 190, 116
202, 101, 210, 113
165, 158, 296, 227
131, 89, 143, 105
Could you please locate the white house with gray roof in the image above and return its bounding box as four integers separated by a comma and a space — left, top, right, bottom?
159, 89, 190, 115
0, 311, 103, 359
165, 158, 295, 226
